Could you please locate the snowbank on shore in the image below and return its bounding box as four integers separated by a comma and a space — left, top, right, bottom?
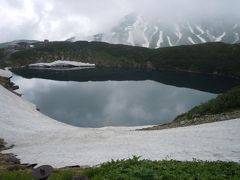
29, 60, 95, 68
0, 83, 240, 168
0, 69, 12, 78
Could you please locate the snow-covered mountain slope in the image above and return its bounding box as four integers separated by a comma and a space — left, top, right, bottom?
91, 14, 240, 48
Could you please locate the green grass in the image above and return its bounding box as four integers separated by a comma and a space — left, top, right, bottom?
0, 169, 85, 180
1, 157, 240, 180
174, 86, 240, 122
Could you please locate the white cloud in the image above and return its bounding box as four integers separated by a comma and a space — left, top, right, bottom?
0, 0, 239, 42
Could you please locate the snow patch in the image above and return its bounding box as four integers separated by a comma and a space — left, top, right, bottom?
188, 23, 206, 43
195, 25, 205, 34
174, 24, 182, 40
215, 32, 226, 42
29, 60, 95, 68
197, 35, 207, 43
187, 23, 194, 34
207, 31, 226, 42
0, 69, 12, 78
156, 31, 163, 48
167, 36, 173, 46
188, 37, 196, 44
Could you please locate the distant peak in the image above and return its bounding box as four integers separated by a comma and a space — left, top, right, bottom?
65, 37, 76, 42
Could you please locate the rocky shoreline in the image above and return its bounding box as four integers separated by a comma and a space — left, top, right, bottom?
0, 138, 38, 171
0, 76, 20, 96
140, 110, 240, 130
0, 138, 23, 171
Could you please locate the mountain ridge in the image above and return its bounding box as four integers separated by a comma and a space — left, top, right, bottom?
1, 41, 240, 78
91, 13, 240, 48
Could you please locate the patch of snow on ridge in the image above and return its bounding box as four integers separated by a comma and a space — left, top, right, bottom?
197, 35, 207, 43
167, 36, 173, 46
156, 31, 163, 48
215, 32, 226, 42
206, 31, 226, 42
29, 60, 95, 68
195, 25, 205, 34
1, 85, 240, 168
188, 23, 206, 43
174, 24, 182, 40
188, 37, 196, 44
187, 23, 194, 34
194, 25, 206, 43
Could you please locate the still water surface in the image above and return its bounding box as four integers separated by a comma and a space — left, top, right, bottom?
12, 68, 240, 127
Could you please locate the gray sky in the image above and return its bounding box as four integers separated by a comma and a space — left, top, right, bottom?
0, 0, 239, 42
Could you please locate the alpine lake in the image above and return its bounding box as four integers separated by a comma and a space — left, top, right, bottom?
11, 67, 240, 128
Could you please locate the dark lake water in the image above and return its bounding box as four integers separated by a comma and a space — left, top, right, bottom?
12, 67, 240, 127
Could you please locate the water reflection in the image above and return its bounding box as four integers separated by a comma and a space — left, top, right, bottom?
12, 71, 217, 127
13, 67, 240, 94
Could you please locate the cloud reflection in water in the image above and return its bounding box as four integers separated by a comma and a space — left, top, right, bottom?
12, 76, 216, 127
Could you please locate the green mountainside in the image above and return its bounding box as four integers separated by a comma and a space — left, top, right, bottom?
174, 86, 240, 122
1, 41, 240, 77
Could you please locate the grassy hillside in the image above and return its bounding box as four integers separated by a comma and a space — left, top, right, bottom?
1, 41, 240, 77
174, 86, 240, 123
1, 157, 240, 179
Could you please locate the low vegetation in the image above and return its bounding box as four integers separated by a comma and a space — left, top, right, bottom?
174, 86, 240, 122
1, 156, 240, 180
0, 77, 12, 91
0, 77, 19, 93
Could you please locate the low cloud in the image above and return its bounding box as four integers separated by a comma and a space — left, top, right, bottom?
0, 0, 239, 42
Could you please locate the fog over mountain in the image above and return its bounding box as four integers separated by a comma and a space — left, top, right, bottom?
92, 13, 240, 48
0, 0, 240, 45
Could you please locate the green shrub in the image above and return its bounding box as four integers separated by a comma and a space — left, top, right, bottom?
87, 157, 240, 180
1, 157, 240, 179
